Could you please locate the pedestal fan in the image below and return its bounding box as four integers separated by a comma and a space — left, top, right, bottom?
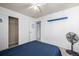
66, 32, 79, 56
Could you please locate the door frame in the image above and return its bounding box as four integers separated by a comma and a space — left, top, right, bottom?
8, 16, 19, 47
36, 21, 41, 41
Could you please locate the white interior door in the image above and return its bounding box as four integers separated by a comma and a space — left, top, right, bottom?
29, 21, 41, 41
29, 21, 37, 41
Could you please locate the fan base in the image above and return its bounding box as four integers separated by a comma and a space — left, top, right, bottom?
66, 50, 79, 56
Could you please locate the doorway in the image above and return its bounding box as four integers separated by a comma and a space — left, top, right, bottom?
9, 16, 19, 48
36, 21, 41, 41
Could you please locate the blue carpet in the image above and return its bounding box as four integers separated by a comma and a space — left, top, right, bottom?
0, 40, 62, 56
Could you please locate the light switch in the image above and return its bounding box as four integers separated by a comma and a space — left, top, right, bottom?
0, 18, 2, 23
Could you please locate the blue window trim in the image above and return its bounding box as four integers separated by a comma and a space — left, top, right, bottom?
48, 17, 68, 22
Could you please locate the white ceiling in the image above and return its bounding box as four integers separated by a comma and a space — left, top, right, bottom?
0, 3, 79, 18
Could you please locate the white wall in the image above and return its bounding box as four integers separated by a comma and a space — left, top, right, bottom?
0, 7, 35, 51
38, 6, 79, 53
0, 14, 8, 51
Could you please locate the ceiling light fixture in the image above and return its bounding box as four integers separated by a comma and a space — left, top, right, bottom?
30, 3, 46, 12
31, 3, 42, 11
32, 5, 39, 11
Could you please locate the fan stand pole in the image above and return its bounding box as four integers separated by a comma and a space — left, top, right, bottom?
71, 43, 74, 53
